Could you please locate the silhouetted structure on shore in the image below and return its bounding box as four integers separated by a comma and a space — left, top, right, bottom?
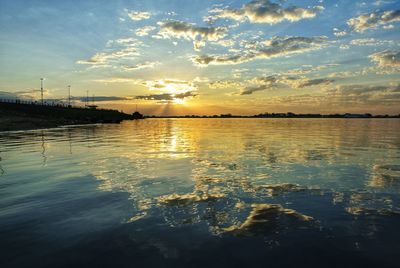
0, 101, 139, 131
132, 111, 144, 120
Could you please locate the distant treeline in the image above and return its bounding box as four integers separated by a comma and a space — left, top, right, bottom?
148, 112, 400, 119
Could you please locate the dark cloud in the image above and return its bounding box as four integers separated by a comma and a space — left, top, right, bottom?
135, 91, 197, 101
239, 85, 269, 95
71, 96, 132, 102
192, 36, 326, 66
296, 78, 335, 88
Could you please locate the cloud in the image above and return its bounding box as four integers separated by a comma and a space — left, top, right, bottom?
71, 96, 132, 102
347, 10, 400, 32
192, 54, 254, 66
266, 83, 400, 107
288, 78, 335, 88
135, 26, 156, 36
324, 84, 400, 105
209, 80, 245, 89
157, 20, 227, 50
77, 38, 142, 66
333, 28, 348, 37
284, 63, 339, 75
135, 91, 197, 101
135, 78, 200, 103
127, 11, 151, 21
207, 0, 323, 24
93, 78, 142, 84
256, 75, 334, 91
369, 50, 400, 67
121, 61, 160, 71
211, 74, 334, 95
0, 90, 42, 100
239, 85, 270, 95
77, 47, 139, 66
349, 38, 395, 46
142, 79, 197, 92
191, 36, 326, 66
76, 53, 108, 65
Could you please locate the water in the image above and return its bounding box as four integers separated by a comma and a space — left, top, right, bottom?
1, 119, 399, 268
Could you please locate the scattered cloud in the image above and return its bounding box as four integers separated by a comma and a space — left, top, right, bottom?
284, 64, 339, 75
333, 28, 348, 37
135, 25, 157, 36
209, 80, 245, 89
121, 61, 160, 71
141, 79, 198, 98
127, 11, 151, 21
157, 20, 227, 50
347, 10, 400, 32
239, 85, 270, 95
71, 96, 133, 102
192, 36, 327, 66
77, 38, 143, 67
0, 89, 43, 100
206, 0, 324, 24
135, 91, 197, 101
264, 83, 400, 107
93, 78, 142, 84
210, 74, 335, 96
369, 50, 400, 67
349, 38, 395, 46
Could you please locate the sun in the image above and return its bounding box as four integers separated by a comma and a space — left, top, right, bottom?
172, 98, 186, 105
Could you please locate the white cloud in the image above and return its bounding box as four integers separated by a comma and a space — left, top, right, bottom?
207, 0, 324, 24
347, 10, 400, 32
350, 38, 395, 46
135, 26, 156, 36
369, 50, 400, 67
127, 11, 151, 21
121, 61, 160, 71
157, 20, 227, 50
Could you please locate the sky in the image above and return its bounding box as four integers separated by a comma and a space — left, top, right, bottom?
0, 0, 399, 115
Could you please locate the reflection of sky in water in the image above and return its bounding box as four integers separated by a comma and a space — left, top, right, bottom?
0, 119, 400, 267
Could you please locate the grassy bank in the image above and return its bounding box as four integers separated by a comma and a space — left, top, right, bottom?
0, 102, 134, 131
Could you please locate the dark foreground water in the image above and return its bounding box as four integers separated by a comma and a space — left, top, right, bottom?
0, 119, 400, 268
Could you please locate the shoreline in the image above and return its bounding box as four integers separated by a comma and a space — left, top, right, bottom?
2, 116, 399, 133
0, 115, 106, 132
0, 102, 134, 132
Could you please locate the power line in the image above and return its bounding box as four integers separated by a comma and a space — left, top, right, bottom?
40, 78, 44, 105
68, 85, 71, 107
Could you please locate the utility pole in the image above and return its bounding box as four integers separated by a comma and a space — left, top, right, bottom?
86, 90, 89, 107
40, 78, 44, 105
68, 85, 71, 107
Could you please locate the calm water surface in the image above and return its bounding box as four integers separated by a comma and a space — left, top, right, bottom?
1, 119, 400, 267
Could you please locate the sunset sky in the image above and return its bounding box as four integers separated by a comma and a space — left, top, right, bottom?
0, 0, 399, 115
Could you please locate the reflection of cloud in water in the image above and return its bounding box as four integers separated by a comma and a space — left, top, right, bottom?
158, 192, 225, 206
368, 164, 400, 188
70, 119, 400, 235
223, 203, 316, 236
344, 192, 398, 216
257, 183, 323, 197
